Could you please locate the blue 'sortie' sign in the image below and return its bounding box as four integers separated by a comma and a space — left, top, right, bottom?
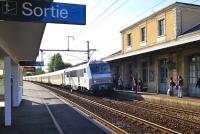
0, 1, 86, 25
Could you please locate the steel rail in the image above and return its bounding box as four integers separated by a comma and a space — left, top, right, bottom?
105, 98, 200, 127
133, 100, 200, 116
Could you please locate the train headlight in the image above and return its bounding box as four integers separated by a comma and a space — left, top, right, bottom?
93, 80, 97, 83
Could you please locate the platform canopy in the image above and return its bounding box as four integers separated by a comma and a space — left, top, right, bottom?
0, 21, 45, 63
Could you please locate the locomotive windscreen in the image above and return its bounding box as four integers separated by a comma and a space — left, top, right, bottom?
89, 63, 111, 74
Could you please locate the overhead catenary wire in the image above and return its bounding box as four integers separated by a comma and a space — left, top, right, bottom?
42, 50, 88, 62
77, 0, 168, 40
96, 0, 130, 24
191, 0, 200, 3
65, 53, 87, 61
88, 0, 105, 16
122, 0, 168, 28
88, 0, 121, 26
77, 0, 121, 38
43, 53, 52, 61
92, 0, 169, 46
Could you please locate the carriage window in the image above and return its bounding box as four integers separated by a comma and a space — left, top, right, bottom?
70, 71, 77, 77
79, 69, 84, 77
67, 72, 70, 77
90, 63, 111, 74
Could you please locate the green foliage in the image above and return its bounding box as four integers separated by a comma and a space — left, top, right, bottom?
23, 73, 32, 76
34, 68, 45, 75
48, 53, 71, 72
48, 54, 56, 72
64, 62, 72, 68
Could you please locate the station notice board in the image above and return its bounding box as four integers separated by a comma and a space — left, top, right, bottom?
23, 67, 35, 72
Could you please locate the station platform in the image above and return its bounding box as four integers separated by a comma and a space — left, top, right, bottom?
115, 90, 200, 112
0, 82, 109, 134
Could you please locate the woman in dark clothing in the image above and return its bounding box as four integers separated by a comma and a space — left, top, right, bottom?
169, 77, 175, 96
132, 77, 138, 93
177, 75, 183, 98
137, 78, 143, 92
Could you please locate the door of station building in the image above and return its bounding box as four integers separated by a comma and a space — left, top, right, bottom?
142, 62, 148, 85
188, 56, 200, 97
159, 59, 168, 93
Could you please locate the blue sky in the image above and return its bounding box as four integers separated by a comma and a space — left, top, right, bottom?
38, 0, 200, 68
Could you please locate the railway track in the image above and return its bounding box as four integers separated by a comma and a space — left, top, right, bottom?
69, 92, 200, 134
127, 100, 200, 124
59, 88, 200, 129
40, 83, 180, 134
101, 98, 200, 127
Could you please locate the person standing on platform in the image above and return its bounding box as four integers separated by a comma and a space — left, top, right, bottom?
168, 77, 175, 96
113, 75, 118, 90
118, 76, 123, 90
132, 77, 138, 93
177, 75, 183, 98
196, 78, 200, 89
138, 78, 143, 92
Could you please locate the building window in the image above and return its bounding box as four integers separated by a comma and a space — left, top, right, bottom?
141, 27, 146, 42
127, 33, 132, 47
158, 19, 165, 36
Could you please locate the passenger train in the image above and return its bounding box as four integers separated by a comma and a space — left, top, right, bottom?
24, 60, 113, 94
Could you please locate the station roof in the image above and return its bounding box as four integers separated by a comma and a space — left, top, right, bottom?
182, 23, 200, 35
0, 21, 46, 64
0, 0, 55, 65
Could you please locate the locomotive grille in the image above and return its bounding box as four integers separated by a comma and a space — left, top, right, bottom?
94, 78, 111, 84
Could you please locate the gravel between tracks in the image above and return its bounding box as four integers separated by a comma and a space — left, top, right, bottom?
67, 90, 200, 134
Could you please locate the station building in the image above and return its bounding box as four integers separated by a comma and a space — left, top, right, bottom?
103, 2, 200, 97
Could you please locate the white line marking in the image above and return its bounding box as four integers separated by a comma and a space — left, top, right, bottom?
48, 91, 114, 134
38, 92, 64, 134
44, 103, 65, 134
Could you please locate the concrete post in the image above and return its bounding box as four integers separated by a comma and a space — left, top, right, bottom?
4, 56, 11, 126
12, 65, 21, 107
19, 70, 23, 100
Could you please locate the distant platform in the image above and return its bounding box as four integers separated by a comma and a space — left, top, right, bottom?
115, 90, 200, 112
